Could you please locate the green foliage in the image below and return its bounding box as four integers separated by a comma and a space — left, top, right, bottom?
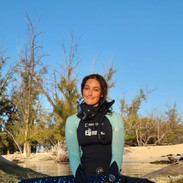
125, 134, 136, 144
166, 131, 175, 142
0, 132, 8, 154
53, 39, 81, 140
121, 88, 183, 146
3, 15, 50, 155
104, 67, 116, 90
121, 89, 147, 118
0, 52, 19, 154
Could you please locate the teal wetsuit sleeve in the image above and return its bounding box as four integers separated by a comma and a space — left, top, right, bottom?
107, 112, 125, 173
65, 114, 81, 176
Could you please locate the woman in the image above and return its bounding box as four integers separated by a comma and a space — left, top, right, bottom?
65, 74, 125, 183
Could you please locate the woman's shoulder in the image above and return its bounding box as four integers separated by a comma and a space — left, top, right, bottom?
106, 112, 122, 119
65, 113, 80, 129
106, 112, 124, 127
66, 113, 79, 122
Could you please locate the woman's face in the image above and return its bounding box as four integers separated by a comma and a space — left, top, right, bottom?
82, 78, 102, 106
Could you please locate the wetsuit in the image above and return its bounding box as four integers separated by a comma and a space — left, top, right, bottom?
65, 101, 125, 182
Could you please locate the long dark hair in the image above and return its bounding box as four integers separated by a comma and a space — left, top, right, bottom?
81, 74, 108, 105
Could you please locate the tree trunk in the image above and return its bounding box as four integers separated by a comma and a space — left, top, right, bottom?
23, 142, 31, 157
0, 155, 48, 180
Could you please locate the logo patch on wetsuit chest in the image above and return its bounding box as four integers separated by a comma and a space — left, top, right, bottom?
85, 122, 105, 136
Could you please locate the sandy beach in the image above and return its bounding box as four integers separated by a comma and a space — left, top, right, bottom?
123, 143, 183, 163
121, 144, 183, 182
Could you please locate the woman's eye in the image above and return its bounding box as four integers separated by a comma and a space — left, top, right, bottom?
93, 88, 99, 92
84, 87, 89, 90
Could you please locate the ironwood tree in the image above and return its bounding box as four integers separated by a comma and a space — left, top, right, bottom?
11, 14, 48, 156
0, 15, 50, 180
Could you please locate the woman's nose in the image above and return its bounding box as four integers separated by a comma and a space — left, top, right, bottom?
88, 89, 92, 95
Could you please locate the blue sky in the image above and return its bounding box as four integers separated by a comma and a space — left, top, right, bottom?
1, 0, 183, 116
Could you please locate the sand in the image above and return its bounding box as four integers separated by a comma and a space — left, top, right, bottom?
122, 144, 183, 182
123, 143, 183, 163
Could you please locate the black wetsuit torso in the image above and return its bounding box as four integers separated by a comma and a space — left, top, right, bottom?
77, 104, 112, 175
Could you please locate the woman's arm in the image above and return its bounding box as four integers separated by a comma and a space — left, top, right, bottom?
107, 113, 125, 173
65, 114, 81, 176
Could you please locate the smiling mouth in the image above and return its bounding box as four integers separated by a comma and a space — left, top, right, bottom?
85, 96, 94, 99
86, 97, 93, 99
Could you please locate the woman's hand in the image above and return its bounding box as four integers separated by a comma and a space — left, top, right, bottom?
75, 165, 87, 183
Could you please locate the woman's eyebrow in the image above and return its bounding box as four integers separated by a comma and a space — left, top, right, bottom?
84, 85, 100, 88
84, 85, 100, 90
